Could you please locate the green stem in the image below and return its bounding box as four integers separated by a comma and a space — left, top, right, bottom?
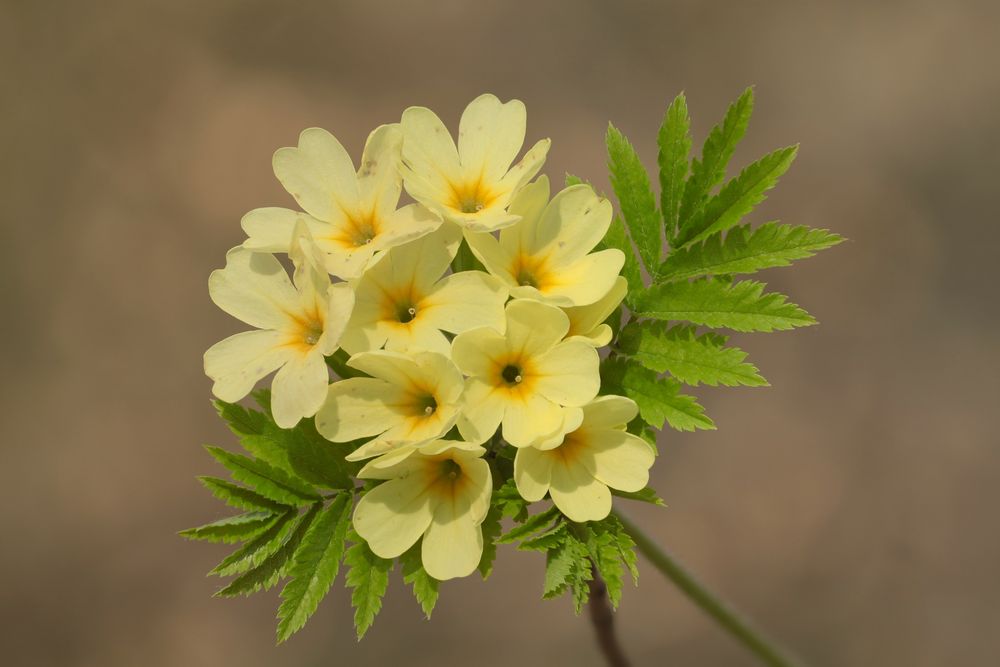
613, 510, 804, 667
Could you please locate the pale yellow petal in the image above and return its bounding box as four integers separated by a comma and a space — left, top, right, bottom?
356, 445, 424, 479
315, 377, 408, 442
204, 330, 293, 402
549, 458, 612, 522
354, 477, 434, 559
451, 326, 508, 378
569, 324, 613, 347
533, 407, 585, 451
513, 446, 552, 501
588, 429, 655, 492
370, 203, 442, 253
319, 282, 354, 355
209, 248, 298, 330
419, 271, 508, 334
502, 393, 565, 448
459, 209, 522, 234
456, 377, 504, 444
542, 249, 625, 307
400, 105, 462, 197
421, 494, 484, 580
465, 231, 517, 286
289, 222, 330, 307
498, 175, 551, 258
565, 276, 627, 339
384, 321, 453, 355
457, 94, 526, 182
581, 395, 639, 430
531, 185, 613, 263
273, 128, 360, 221
505, 299, 569, 358
356, 123, 403, 215
496, 137, 551, 196
457, 456, 493, 523
270, 351, 329, 428
240, 207, 328, 253
532, 340, 600, 407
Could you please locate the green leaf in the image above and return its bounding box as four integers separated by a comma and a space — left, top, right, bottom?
658, 222, 845, 281
565, 173, 585, 187
678, 87, 754, 242
205, 446, 321, 506
542, 534, 581, 598
586, 529, 625, 609
600, 216, 644, 299
657, 93, 692, 241
519, 521, 570, 552
400, 544, 439, 619
682, 146, 798, 247
179, 511, 277, 544
344, 533, 392, 639
498, 507, 560, 544
285, 420, 356, 490
276, 493, 354, 642
601, 356, 715, 431
493, 478, 529, 523
607, 123, 662, 272
618, 322, 768, 387
215, 399, 271, 439
211, 509, 298, 577
452, 238, 486, 272
611, 487, 666, 507
198, 477, 291, 513
632, 279, 816, 332
477, 503, 503, 579
216, 503, 321, 597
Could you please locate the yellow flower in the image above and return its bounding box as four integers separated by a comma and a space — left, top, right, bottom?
340, 224, 508, 356
451, 299, 600, 448
242, 124, 441, 279
353, 440, 492, 581
315, 350, 464, 461
564, 276, 628, 346
204, 225, 354, 428
514, 396, 655, 522
400, 93, 550, 232
465, 176, 625, 307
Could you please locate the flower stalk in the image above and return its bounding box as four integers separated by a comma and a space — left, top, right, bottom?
613, 510, 804, 667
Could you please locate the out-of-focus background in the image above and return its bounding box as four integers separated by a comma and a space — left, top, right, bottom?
3, 0, 998, 665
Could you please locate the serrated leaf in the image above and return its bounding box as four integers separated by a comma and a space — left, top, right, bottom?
498, 507, 560, 544
678, 88, 754, 240
276, 493, 353, 642
519, 521, 570, 552
659, 222, 844, 281
618, 322, 767, 387
565, 173, 585, 187
632, 279, 816, 333
543, 535, 588, 599
601, 356, 715, 432
180, 511, 277, 544
494, 478, 529, 523
206, 446, 321, 506
286, 420, 356, 489
216, 503, 321, 597
607, 124, 662, 272
604, 515, 640, 585
587, 530, 625, 609
400, 544, 439, 619
344, 534, 392, 640
211, 509, 298, 577
611, 487, 666, 507
682, 146, 798, 247
658, 93, 692, 241
477, 503, 503, 579
214, 399, 270, 438
198, 476, 291, 513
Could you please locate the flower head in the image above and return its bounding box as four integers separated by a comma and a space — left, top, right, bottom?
340, 224, 508, 356
400, 93, 550, 232
204, 225, 354, 428
242, 124, 441, 279
353, 440, 492, 581
316, 350, 464, 461
465, 177, 624, 307
514, 396, 655, 522
452, 299, 600, 448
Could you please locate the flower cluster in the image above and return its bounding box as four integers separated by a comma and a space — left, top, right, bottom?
205, 94, 655, 581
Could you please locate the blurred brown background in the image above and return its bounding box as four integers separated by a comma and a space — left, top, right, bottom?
3, 0, 998, 665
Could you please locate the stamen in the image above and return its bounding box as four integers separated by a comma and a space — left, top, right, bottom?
424, 405, 434, 416
501, 364, 523, 385
408, 307, 416, 316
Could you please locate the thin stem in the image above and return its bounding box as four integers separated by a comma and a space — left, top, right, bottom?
587, 568, 630, 667
614, 510, 804, 667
